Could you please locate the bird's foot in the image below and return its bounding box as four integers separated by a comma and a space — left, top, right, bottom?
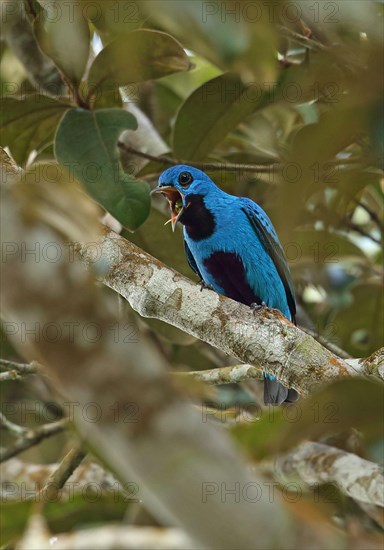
250, 301, 267, 315
199, 279, 214, 292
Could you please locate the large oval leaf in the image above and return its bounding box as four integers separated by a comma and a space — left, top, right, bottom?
55, 108, 150, 230
172, 73, 274, 161
0, 96, 69, 166
87, 30, 191, 95
34, 4, 90, 86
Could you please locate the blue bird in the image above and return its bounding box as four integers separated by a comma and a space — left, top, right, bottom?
153, 165, 299, 405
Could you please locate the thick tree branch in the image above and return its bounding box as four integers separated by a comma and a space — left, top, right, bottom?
78, 228, 380, 396
349, 348, 384, 380
274, 441, 384, 508
301, 328, 352, 359
182, 364, 263, 385
182, 349, 384, 386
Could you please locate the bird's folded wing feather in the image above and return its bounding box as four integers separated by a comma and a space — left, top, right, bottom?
184, 240, 203, 280
240, 198, 296, 323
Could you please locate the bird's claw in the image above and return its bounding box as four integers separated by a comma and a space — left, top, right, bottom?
250, 301, 267, 315
199, 279, 214, 292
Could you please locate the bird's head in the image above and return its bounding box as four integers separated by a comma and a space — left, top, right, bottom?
151, 165, 217, 231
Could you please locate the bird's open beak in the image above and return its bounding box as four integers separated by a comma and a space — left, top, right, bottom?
151, 186, 184, 232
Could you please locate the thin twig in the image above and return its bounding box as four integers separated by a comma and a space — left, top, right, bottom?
355, 200, 384, 232
278, 25, 328, 51
39, 446, 87, 502
25, 0, 38, 19
348, 222, 381, 245
0, 412, 28, 436
119, 143, 374, 185
117, 142, 277, 173
0, 359, 41, 381
0, 418, 68, 463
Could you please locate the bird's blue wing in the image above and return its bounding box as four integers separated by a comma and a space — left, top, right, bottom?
184, 240, 203, 280
240, 198, 296, 323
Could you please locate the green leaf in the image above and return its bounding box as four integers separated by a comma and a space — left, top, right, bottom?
45, 492, 131, 533
172, 73, 274, 161
0, 95, 69, 166
0, 501, 33, 547
0, 493, 131, 548
87, 30, 191, 96
289, 229, 366, 263
158, 54, 222, 100
332, 283, 384, 356
281, 379, 384, 450
288, 107, 367, 179
233, 379, 384, 461
33, 4, 90, 86
140, 2, 278, 82
55, 108, 150, 230
85, 1, 144, 34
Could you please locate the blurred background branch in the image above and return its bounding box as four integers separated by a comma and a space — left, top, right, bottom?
273, 441, 384, 507
0, 416, 68, 463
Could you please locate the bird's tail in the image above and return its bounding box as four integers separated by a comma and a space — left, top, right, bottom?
263, 375, 299, 406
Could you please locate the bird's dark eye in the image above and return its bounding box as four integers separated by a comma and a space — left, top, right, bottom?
178, 171, 193, 187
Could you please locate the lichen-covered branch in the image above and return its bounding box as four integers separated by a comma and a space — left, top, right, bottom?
182, 353, 384, 386
348, 348, 384, 380
0, 358, 40, 381
274, 441, 384, 507
182, 364, 263, 385
1, 457, 125, 501
78, 228, 378, 396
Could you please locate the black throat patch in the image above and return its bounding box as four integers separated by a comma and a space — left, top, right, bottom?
178, 193, 216, 241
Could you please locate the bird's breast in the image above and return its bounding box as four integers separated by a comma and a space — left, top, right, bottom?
178, 193, 216, 241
